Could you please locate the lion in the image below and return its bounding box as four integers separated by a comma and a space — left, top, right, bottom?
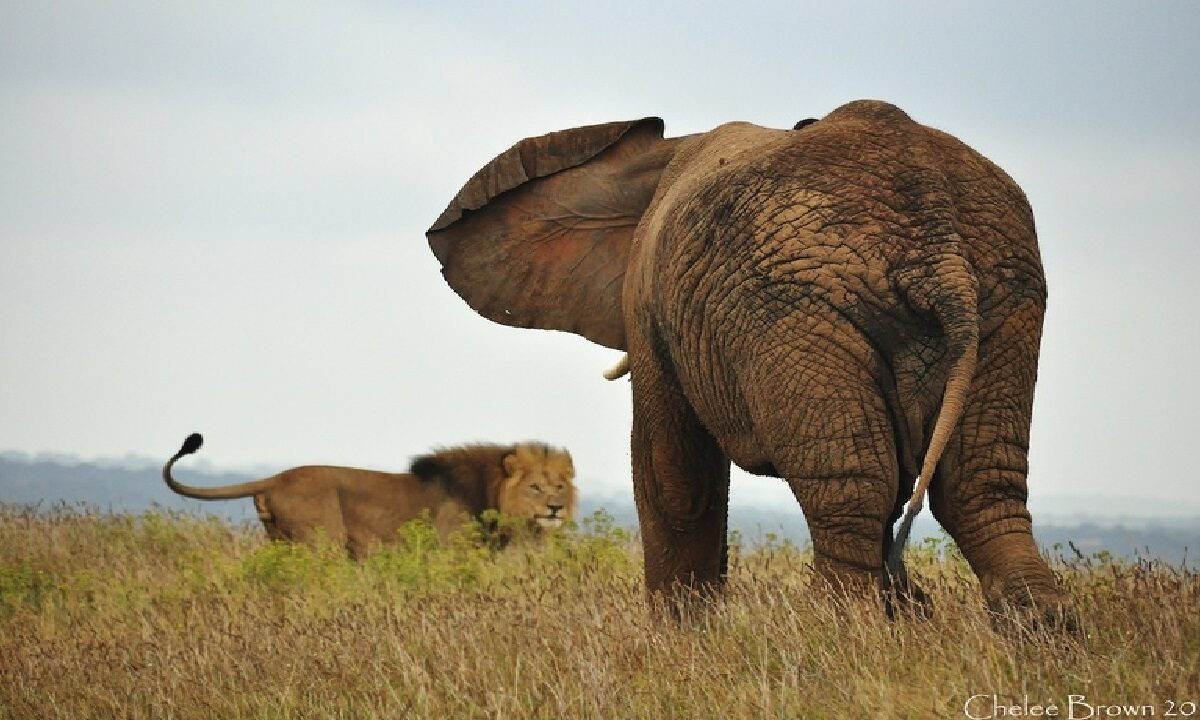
161, 433, 578, 557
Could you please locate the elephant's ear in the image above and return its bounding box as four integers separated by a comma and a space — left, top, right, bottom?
427, 117, 677, 350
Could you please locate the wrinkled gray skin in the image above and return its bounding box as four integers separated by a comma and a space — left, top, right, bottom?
427, 100, 1068, 624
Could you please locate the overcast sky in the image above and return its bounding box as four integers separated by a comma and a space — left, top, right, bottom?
2, 1, 1198, 513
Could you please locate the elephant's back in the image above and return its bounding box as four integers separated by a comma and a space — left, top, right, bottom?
805, 104, 1039, 271
741, 106, 1045, 309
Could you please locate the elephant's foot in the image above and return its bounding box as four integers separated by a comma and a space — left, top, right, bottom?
983, 577, 1080, 637
805, 516, 897, 616
946, 527, 1081, 636
809, 557, 931, 621
975, 555, 1080, 637
811, 555, 884, 599
646, 576, 726, 624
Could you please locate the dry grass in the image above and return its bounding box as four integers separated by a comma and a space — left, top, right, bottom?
1, 506, 1197, 719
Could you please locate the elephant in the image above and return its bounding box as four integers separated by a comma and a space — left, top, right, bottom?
425, 99, 1068, 623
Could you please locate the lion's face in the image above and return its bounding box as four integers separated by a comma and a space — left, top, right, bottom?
498, 445, 578, 529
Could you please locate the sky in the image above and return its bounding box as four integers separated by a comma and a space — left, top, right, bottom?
2, 1, 1198, 514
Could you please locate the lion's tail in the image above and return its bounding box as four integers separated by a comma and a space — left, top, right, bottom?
161, 433, 277, 500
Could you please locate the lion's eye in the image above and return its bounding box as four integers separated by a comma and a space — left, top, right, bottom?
528, 483, 542, 493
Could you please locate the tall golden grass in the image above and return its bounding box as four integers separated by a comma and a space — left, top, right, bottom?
1, 505, 1196, 719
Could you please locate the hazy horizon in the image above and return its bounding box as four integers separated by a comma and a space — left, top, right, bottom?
5, 448, 1199, 522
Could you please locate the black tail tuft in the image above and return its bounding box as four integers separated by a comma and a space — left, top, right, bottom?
410, 455, 447, 480
179, 433, 204, 457
887, 504, 920, 575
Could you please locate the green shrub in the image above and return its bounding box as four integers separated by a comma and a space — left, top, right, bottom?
237, 533, 355, 594
0, 562, 54, 614
365, 515, 490, 591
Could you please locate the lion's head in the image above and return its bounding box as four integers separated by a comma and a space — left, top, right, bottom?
497, 443, 578, 528
409, 442, 579, 532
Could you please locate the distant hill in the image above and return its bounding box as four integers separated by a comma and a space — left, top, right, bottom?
0, 454, 262, 520
2, 453, 1196, 566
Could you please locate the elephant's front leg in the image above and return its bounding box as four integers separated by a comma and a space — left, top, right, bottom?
629, 350, 731, 606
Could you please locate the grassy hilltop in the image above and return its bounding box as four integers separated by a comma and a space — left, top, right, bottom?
1, 506, 1197, 719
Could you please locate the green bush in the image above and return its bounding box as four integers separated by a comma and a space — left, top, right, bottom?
237, 533, 356, 594
0, 562, 54, 615
365, 515, 491, 591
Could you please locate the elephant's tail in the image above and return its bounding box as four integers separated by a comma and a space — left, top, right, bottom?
888, 255, 980, 572
162, 433, 277, 500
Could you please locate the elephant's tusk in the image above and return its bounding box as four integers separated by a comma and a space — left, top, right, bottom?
603, 355, 630, 380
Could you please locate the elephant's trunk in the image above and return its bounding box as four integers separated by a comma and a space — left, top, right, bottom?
888, 254, 980, 571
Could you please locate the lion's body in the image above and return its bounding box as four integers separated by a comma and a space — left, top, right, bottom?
162, 435, 577, 558
247, 465, 480, 554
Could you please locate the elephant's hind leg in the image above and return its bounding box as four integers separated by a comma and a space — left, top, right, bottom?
628, 346, 731, 610
929, 299, 1073, 630
777, 411, 898, 600
745, 341, 900, 600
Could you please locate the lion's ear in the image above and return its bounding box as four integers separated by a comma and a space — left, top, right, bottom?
427, 118, 679, 351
